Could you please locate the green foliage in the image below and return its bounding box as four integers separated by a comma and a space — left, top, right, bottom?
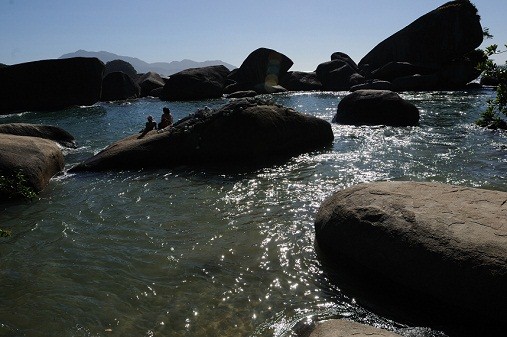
0, 228, 12, 237
476, 43, 507, 130
0, 170, 37, 201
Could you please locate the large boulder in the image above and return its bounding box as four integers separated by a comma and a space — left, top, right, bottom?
371, 62, 437, 82
227, 48, 293, 94
333, 90, 419, 126
0, 57, 104, 115
316, 57, 364, 91
160, 65, 230, 101
101, 71, 140, 101
315, 181, 507, 326
137, 71, 165, 97
104, 59, 138, 79
0, 134, 64, 194
70, 98, 334, 171
358, 1, 483, 75
0, 123, 76, 148
280, 71, 322, 91
303, 319, 402, 337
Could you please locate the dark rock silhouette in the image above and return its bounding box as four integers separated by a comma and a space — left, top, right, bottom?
70, 98, 333, 172
160, 65, 230, 101
316, 53, 365, 91
333, 90, 419, 126
0, 123, 76, 148
137, 72, 165, 97
101, 71, 140, 101
104, 59, 138, 79
315, 181, 507, 332
280, 71, 322, 91
226, 90, 258, 99
0, 57, 104, 115
0, 134, 64, 193
350, 80, 392, 92
0, 63, 7, 68
227, 48, 293, 94
359, 1, 483, 73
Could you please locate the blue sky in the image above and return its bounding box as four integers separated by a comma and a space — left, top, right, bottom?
1, 0, 506, 71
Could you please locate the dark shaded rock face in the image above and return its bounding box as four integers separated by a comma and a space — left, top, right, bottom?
358, 1, 483, 73
280, 71, 322, 91
225, 90, 258, 99
0, 57, 104, 115
0, 134, 64, 193
371, 62, 437, 82
70, 98, 334, 172
316, 57, 364, 91
330, 51, 359, 72
0, 63, 7, 68
333, 90, 419, 126
350, 80, 392, 92
101, 71, 140, 101
315, 181, 507, 328
104, 59, 138, 79
228, 48, 293, 94
160, 65, 230, 101
0, 123, 76, 148
137, 72, 165, 97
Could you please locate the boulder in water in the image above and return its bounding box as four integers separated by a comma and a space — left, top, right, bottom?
0, 123, 76, 148
101, 71, 140, 101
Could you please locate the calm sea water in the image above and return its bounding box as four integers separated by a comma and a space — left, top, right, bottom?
1, 91, 506, 337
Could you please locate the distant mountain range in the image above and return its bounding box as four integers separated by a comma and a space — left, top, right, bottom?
59, 50, 236, 76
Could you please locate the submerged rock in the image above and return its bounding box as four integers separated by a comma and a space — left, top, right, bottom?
0, 123, 76, 148
70, 98, 334, 172
303, 319, 402, 337
0, 134, 64, 193
333, 90, 419, 126
315, 181, 507, 326
0, 57, 104, 114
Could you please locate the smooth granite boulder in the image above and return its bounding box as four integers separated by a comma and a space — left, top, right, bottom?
358, 1, 483, 74
104, 59, 138, 79
316, 59, 364, 91
280, 71, 322, 91
315, 181, 507, 325
0, 57, 104, 114
137, 71, 165, 97
0, 123, 76, 148
0, 134, 64, 193
101, 71, 140, 101
70, 98, 334, 172
227, 48, 293, 94
331, 52, 359, 72
333, 90, 419, 126
304, 319, 402, 337
160, 65, 230, 101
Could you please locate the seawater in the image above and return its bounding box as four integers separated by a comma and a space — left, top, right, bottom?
0, 91, 506, 337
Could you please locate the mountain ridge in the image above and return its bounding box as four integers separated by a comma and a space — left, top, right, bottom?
59, 50, 236, 76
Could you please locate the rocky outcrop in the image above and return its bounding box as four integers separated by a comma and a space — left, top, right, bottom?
280, 71, 322, 91
104, 59, 138, 79
0, 123, 76, 148
0, 134, 64, 193
315, 181, 507, 326
303, 319, 402, 337
101, 71, 140, 101
0, 57, 104, 115
359, 1, 483, 90
226, 48, 293, 94
333, 90, 419, 126
70, 98, 333, 171
137, 71, 165, 97
316, 54, 365, 91
160, 65, 230, 101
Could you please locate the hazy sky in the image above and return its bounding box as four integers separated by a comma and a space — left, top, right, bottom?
1, 0, 506, 71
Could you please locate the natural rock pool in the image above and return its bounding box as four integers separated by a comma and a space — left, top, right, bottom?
1, 90, 505, 337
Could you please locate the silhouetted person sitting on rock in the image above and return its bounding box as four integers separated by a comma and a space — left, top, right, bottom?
138, 115, 157, 139
158, 107, 174, 131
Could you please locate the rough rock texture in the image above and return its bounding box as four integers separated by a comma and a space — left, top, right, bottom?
101, 71, 140, 101
0, 134, 64, 192
0, 57, 104, 114
280, 71, 322, 91
70, 98, 334, 172
358, 1, 483, 73
0, 123, 76, 148
227, 48, 293, 94
304, 319, 402, 337
333, 90, 419, 126
160, 65, 230, 101
137, 71, 165, 97
315, 181, 507, 325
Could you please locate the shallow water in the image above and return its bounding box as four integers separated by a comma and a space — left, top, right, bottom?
1, 90, 506, 337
